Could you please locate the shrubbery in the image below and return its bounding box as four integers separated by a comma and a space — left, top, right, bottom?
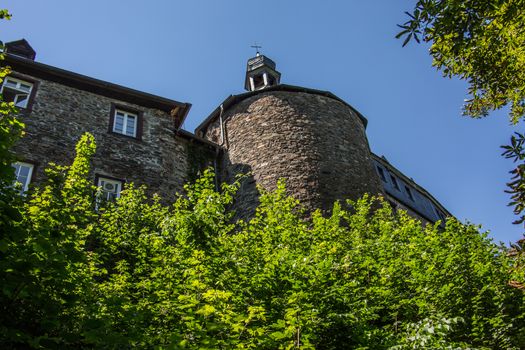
0, 127, 524, 349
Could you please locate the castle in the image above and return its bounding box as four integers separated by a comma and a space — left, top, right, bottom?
4, 39, 449, 223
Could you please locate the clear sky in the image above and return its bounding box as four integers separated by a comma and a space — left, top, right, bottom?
1, 1, 523, 244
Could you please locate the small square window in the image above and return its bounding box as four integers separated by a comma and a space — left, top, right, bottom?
112, 109, 137, 137
12, 161, 34, 193
109, 104, 142, 139
1, 77, 34, 108
97, 177, 123, 202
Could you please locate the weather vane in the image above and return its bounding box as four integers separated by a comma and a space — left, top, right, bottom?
251, 42, 262, 55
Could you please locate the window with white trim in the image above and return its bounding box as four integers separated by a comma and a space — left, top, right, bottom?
97, 177, 123, 201
1, 77, 34, 108
12, 162, 33, 193
112, 109, 137, 137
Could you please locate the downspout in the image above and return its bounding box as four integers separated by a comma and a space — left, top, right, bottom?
214, 104, 226, 191
219, 104, 226, 148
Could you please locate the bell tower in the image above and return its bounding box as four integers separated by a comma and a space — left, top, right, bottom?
244, 51, 281, 91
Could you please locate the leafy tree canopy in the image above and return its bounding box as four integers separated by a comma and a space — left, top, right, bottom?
0, 7, 523, 349
0, 130, 523, 348
398, 0, 525, 123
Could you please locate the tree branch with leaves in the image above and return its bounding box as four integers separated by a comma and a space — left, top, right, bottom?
397, 0, 525, 123
398, 0, 525, 288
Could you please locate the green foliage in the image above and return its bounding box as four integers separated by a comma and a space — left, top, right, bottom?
501, 133, 525, 287
0, 9, 11, 21
0, 8, 522, 346
0, 134, 97, 347
398, 0, 525, 123
3, 130, 524, 348
399, 0, 525, 292
502, 133, 525, 226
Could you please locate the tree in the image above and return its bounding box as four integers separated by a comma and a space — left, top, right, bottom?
0, 8, 523, 348
502, 132, 525, 289
0, 130, 523, 347
398, 0, 525, 287
73, 170, 525, 348
397, 0, 525, 123
0, 134, 98, 347
0, 9, 24, 242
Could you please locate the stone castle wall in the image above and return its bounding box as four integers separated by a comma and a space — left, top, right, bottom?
203, 91, 383, 218
12, 71, 215, 201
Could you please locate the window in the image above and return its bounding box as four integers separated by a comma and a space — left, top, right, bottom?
436, 208, 447, 222
97, 177, 123, 201
252, 75, 265, 90
405, 185, 414, 201
1, 77, 34, 108
376, 166, 386, 182
390, 175, 400, 190
111, 108, 139, 138
12, 162, 33, 193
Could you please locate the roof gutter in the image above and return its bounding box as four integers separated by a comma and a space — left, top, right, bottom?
4, 54, 189, 128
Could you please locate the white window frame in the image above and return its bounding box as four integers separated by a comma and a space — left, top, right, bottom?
97, 176, 123, 202
112, 109, 138, 137
12, 161, 34, 193
1, 76, 34, 108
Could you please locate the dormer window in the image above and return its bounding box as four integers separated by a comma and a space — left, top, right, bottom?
390, 175, 400, 190
1, 77, 34, 109
376, 166, 387, 182
405, 185, 414, 201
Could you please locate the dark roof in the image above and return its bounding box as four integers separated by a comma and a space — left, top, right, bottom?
247, 54, 277, 71
176, 129, 220, 149
195, 84, 368, 135
3, 53, 191, 129
372, 153, 452, 221
5, 39, 36, 60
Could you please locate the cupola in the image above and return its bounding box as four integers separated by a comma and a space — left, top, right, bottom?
244, 52, 281, 91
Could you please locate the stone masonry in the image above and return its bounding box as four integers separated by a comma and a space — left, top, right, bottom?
11, 70, 215, 201
5, 41, 451, 223
200, 89, 384, 218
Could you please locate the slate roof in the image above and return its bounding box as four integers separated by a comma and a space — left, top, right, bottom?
195, 84, 368, 135
372, 153, 451, 223
2, 50, 191, 129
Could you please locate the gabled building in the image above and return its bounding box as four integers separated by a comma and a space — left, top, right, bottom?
3, 39, 216, 201
3, 40, 450, 222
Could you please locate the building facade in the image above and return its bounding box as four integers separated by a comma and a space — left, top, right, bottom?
4, 39, 450, 222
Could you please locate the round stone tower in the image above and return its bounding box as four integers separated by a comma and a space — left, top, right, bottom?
196, 54, 383, 218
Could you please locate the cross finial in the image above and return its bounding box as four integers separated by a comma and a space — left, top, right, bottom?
250, 42, 262, 56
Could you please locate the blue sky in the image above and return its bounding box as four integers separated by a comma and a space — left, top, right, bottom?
1, 1, 523, 244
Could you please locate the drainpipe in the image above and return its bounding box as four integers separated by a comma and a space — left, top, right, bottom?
214, 104, 226, 191
219, 104, 226, 148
